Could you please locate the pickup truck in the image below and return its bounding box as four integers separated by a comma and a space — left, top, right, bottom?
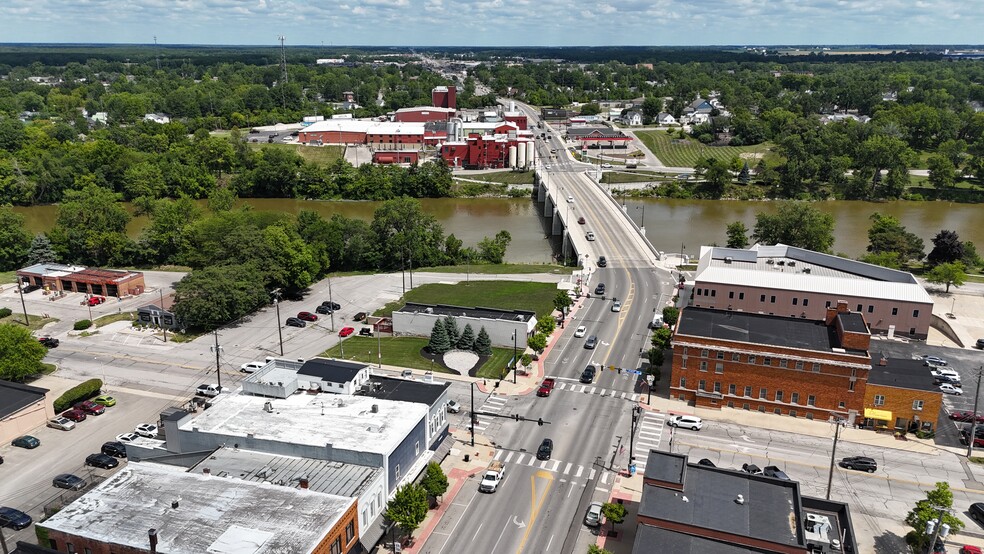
479, 461, 505, 493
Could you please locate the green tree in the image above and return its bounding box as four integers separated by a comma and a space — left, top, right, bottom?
478, 230, 512, 264
384, 483, 429, 540
903, 482, 964, 551
927, 230, 964, 266
925, 262, 966, 293
536, 316, 556, 336
207, 187, 237, 213
371, 197, 446, 271
601, 502, 627, 534
48, 183, 132, 266
647, 348, 665, 374
457, 323, 475, 350
737, 161, 751, 185
651, 327, 673, 351
427, 319, 451, 354
725, 221, 749, 249
961, 241, 982, 271
140, 197, 201, 266
527, 333, 547, 353
172, 264, 269, 331
866, 213, 925, 263
587, 546, 614, 554
26, 233, 57, 265
579, 103, 601, 116
0, 206, 31, 270
752, 202, 835, 253
443, 316, 460, 346
927, 155, 956, 189
662, 307, 680, 326
859, 251, 902, 269
0, 323, 49, 381
420, 462, 450, 501
553, 291, 573, 315
474, 327, 492, 356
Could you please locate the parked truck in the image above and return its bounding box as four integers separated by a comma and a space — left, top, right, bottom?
479, 461, 505, 493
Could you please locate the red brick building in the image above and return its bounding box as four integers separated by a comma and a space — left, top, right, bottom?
440, 134, 534, 169
393, 106, 455, 123
373, 150, 420, 164
432, 85, 456, 110
298, 120, 426, 148
864, 355, 943, 432
17, 263, 145, 297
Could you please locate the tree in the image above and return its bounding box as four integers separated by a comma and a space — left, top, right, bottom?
527, 333, 547, 353
662, 307, 680, 326
384, 483, 429, 541
26, 233, 57, 265
859, 251, 902, 269
752, 202, 835, 253
443, 316, 460, 346
579, 103, 601, 116
927, 230, 964, 266
478, 230, 512, 264
0, 206, 31, 270
737, 161, 751, 184
474, 327, 492, 356
420, 462, 449, 501
925, 262, 966, 293
536, 316, 555, 336
553, 291, 573, 315
904, 482, 964, 551
427, 319, 451, 354
601, 502, 627, 535
647, 348, 665, 374
927, 155, 956, 189
587, 546, 613, 554
172, 264, 269, 331
48, 183, 133, 266
866, 213, 924, 263
0, 323, 48, 381
457, 323, 475, 350
651, 327, 673, 351
725, 221, 749, 249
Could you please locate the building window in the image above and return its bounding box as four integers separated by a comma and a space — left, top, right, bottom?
743, 403, 750, 410
395, 464, 401, 482
716, 350, 724, 359
791, 392, 799, 404
839, 401, 846, 408
759, 388, 767, 399
729, 384, 737, 395
913, 309, 920, 317
727, 401, 735, 408
744, 386, 752, 397
807, 413, 814, 420
715, 362, 724, 373
857, 304, 863, 312
808, 395, 816, 406
913, 400, 924, 411
696, 288, 702, 296
803, 298, 808, 307
732, 352, 740, 361
711, 289, 716, 297
812, 363, 821, 373
346, 520, 355, 542
789, 410, 797, 417
331, 537, 343, 554
680, 377, 686, 388
714, 382, 722, 393
699, 379, 706, 391
729, 291, 735, 299
792, 298, 798, 306
760, 294, 766, 302
763, 357, 772, 366
775, 390, 784, 402
700, 361, 708, 372
826, 300, 831, 308
780, 358, 788, 368
748, 355, 757, 364
415, 441, 420, 456
795, 361, 804, 370
681, 356, 688, 369
849, 380, 855, 392
85, 549, 92, 554
874, 395, 885, 406
892, 307, 898, 315
739, 292, 745, 300
909, 327, 916, 335
770, 295, 776, 303
774, 408, 782, 415
867, 305, 874, 313
701, 349, 709, 358
759, 405, 766, 412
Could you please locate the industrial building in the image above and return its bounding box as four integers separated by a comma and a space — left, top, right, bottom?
392, 303, 537, 348
431, 85, 457, 110
17, 263, 145, 298
298, 120, 426, 147
393, 106, 456, 123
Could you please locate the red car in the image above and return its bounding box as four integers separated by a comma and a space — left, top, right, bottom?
297, 312, 318, 322
61, 409, 87, 422
87, 296, 106, 306
961, 546, 982, 554
73, 400, 105, 415
950, 411, 984, 423
537, 378, 556, 397
339, 327, 355, 337
577, 217, 586, 225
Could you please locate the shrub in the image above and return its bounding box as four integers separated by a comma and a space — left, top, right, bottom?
73, 319, 93, 331
0, 307, 11, 318
53, 378, 102, 412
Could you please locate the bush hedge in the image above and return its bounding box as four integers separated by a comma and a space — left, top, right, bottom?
53, 378, 102, 412
73, 319, 92, 330
0, 307, 12, 318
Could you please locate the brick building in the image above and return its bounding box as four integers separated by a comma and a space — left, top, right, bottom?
17, 263, 145, 297
393, 106, 455, 123
864, 355, 943, 432
431, 85, 456, 110
670, 303, 871, 422
690, 244, 933, 338
372, 150, 420, 164
440, 134, 535, 169
298, 120, 426, 148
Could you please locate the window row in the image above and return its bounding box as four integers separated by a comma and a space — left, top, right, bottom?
680, 378, 817, 405
684, 347, 821, 372
873, 395, 924, 411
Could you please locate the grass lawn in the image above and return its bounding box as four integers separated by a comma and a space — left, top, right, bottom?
635, 131, 773, 167
422, 263, 566, 275
246, 142, 344, 166
602, 172, 665, 184
0, 270, 16, 284
321, 336, 513, 378
93, 312, 136, 327
374, 280, 558, 320
457, 171, 535, 184
0, 312, 57, 331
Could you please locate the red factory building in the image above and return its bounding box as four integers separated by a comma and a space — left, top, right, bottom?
393, 106, 455, 123
441, 134, 534, 170
432, 85, 457, 110
299, 120, 428, 147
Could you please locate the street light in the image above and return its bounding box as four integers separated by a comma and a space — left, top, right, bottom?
470, 381, 477, 446
646, 374, 655, 405
925, 507, 952, 554
327, 275, 335, 332
272, 289, 284, 356
636, 204, 646, 229
512, 329, 518, 384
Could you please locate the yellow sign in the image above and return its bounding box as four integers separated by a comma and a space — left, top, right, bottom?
864, 408, 892, 421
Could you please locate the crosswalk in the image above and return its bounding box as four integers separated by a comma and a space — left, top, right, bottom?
632, 412, 667, 470
493, 449, 612, 484
552, 380, 640, 401
473, 394, 508, 432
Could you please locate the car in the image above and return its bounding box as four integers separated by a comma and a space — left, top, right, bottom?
11, 435, 40, 449
359, 327, 374, 337
763, 465, 791, 480
85, 453, 120, 470
594, 283, 606, 296
446, 399, 461, 413
960, 545, 983, 554
970, 502, 984, 527
297, 311, 318, 322
116, 432, 141, 444
93, 394, 116, 407
241, 361, 265, 373
196, 384, 225, 397
46, 417, 76, 431
567, 195, 574, 203
697, 458, 716, 467
0, 506, 33, 530
87, 296, 106, 306
101, 441, 127, 458
38, 336, 59, 348
52, 474, 86, 491
597, 256, 607, 267
741, 463, 763, 475
134, 423, 158, 438
74, 400, 105, 415
601, 163, 613, 168
285, 317, 306, 328
537, 378, 556, 397
934, 374, 961, 385
839, 456, 877, 473
930, 366, 959, 377
316, 304, 333, 315
586, 231, 596, 241
940, 383, 963, 395
584, 335, 597, 349
949, 411, 983, 422
322, 301, 341, 310
339, 327, 355, 337
977, 339, 984, 349
577, 216, 586, 225
62, 409, 87, 422
676, 173, 691, 180
536, 438, 554, 460
611, 300, 622, 312
584, 501, 603, 527
354, 312, 368, 322
922, 355, 948, 366
580, 365, 596, 383
668, 415, 703, 430
574, 325, 587, 338
544, 164, 551, 169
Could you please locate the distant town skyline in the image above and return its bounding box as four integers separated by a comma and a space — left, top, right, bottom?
1, 0, 982, 47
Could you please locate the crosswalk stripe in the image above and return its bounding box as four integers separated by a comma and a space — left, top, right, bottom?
494, 450, 503, 461
601, 472, 609, 484
502, 451, 512, 463
550, 460, 560, 472
575, 466, 584, 478
563, 462, 572, 474
588, 468, 596, 480
589, 387, 597, 394
527, 456, 536, 466
511, 453, 521, 464
487, 396, 507, 404
599, 388, 607, 396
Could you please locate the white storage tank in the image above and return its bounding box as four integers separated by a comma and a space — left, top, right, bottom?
526, 141, 535, 169
508, 146, 517, 169
517, 143, 527, 168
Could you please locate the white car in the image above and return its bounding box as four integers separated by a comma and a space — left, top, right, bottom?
574, 325, 587, 338
116, 432, 141, 444
241, 361, 265, 373
939, 383, 963, 395
611, 301, 622, 312
931, 368, 959, 379
446, 400, 461, 413
586, 231, 596, 241
668, 415, 703, 430
134, 424, 158, 438
567, 195, 574, 203
584, 501, 603, 527
47, 417, 76, 431
601, 163, 613, 168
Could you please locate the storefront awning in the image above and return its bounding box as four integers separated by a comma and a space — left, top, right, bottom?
864, 408, 893, 421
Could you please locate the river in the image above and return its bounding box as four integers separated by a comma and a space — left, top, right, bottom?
12, 198, 982, 263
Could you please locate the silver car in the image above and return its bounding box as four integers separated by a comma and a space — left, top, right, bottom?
584, 501, 603, 527
47, 417, 76, 431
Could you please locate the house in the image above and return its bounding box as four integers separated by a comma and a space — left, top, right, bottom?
136, 303, 179, 331
656, 112, 677, 125
143, 113, 171, 124
623, 111, 643, 126
684, 98, 714, 115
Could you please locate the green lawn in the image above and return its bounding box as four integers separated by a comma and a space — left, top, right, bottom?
246, 142, 344, 166
374, 280, 558, 320
0, 312, 56, 331
321, 336, 513, 378
422, 263, 565, 275
456, 171, 535, 184
93, 312, 136, 327
0, 271, 16, 284
635, 131, 773, 168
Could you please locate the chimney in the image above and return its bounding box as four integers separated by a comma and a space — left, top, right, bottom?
263, 401, 273, 413
879, 356, 888, 366
371, 404, 379, 413
149, 528, 159, 553
171, 500, 179, 509
202, 467, 211, 475
299, 477, 309, 489
837, 300, 849, 313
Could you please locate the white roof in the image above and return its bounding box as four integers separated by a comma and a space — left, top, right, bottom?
180, 392, 427, 455
40, 463, 354, 554
302, 119, 426, 136
395, 106, 455, 114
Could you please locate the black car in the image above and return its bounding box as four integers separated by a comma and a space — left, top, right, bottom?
52, 474, 86, 491
85, 453, 120, 470
697, 458, 716, 467
580, 365, 596, 383
536, 438, 554, 460
977, 338, 984, 349
285, 317, 306, 328
39, 337, 59, 348
101, 441, 128, 458
839, 456, 877, 473
741, 463, 762, 475
597, 256, 607, 268
354, 312, 368, 322
763, 465, 791, 480
0, 506, 32, 530
970, 502, 984, 527
594, 283, 606, 296
322, 301, 341, 311
359, 327, 374, 337
316, 304, 333, 315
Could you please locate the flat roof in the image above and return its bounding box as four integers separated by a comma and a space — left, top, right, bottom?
298, 358, 367, 382
396, 302, 535, 322
0, 380, 48, 420
361, 376, 450, 406
566, 127, 628, 139
301, 119, 426, 136
189, 447, 381, 498
179, 392, 427, 454
40, 464, 353, 554
869, 356, 940, 392
838, 312, 868, 333
676, 307, 867, 356
632, 525, 757, 554
16, 263, 86, 278
395, 106, 455, 114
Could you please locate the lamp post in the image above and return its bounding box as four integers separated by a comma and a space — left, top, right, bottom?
680, 243, 686, 266
327, 275, 335, 332
512, 329, 518, 384
966, 366, 983, 457
159, 289, 167, 343
17, 278, 29, 325
272, 290, 284, 356
470, 381, 476, 447
629, 405, 642, 473
925, 506, 952, 554
646, 374, 654, 405
636, 204, 646, 229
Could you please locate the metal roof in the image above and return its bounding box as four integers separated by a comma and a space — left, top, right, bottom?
868, 356, 941, 393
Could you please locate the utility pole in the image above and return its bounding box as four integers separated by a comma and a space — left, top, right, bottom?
470, 382, 476, 446
825, 418, 843, 500
278, 35, 288, 110
159, 289, 167, 343
327, 276, 335, 332
629, 406, 642, 473
967, 366, 983, 457
213, 330, 223, 390
925, 506, 951, 554
154, 36, 161, 70
17, 279, 29, 325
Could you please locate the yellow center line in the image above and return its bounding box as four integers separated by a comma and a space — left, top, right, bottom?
514, 470, 554, 554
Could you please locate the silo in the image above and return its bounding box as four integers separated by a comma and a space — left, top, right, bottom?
508, 146, 518, 169
526, 141, 535, 169
517, 142, 527, 169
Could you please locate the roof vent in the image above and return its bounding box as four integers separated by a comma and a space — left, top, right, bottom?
788, 261, 796, 267
202, 467, 211, 475
766, 259, 775, 265
515, 314, 524, 321
425, 307, 434, 314
263, 401, 273, 413
777, 260, 785, 266
724, 256, 733, 264
803, 267, 811, 274
371, 404, 379, 413
735, 494, 745, 505
171, 500, 180, 509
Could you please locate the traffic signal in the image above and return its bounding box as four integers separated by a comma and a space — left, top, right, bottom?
537, 418, 544, 426
513, 414, 520, 421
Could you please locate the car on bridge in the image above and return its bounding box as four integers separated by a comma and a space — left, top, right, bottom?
586, 231, 596, 241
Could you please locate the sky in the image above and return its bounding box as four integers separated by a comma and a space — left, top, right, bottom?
0, 0, 981, 47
